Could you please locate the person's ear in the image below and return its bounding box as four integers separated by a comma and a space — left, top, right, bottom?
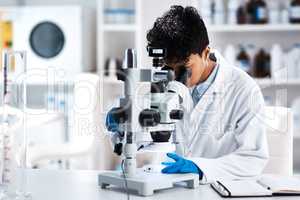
201, 46, 210, 60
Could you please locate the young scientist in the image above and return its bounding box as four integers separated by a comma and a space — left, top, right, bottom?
107, 5, 269, 183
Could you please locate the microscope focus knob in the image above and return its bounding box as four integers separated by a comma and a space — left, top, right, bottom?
139, 109, 161, 127
169, 109, 184, 120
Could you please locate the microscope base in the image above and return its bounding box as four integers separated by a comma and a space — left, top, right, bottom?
98, 169, 199, 196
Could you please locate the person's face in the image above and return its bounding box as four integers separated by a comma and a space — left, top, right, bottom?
168, 47, 210, 87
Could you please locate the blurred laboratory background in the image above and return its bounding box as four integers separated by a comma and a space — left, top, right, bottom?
0, 0, 300, 175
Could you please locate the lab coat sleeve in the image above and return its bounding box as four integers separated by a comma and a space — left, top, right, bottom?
189, 84, 269, 184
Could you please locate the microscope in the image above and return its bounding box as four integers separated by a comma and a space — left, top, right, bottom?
98, 48, 199, 196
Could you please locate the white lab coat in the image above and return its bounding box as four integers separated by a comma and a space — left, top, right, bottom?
171, 51, 269, 184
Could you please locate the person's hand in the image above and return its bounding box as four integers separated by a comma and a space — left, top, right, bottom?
105, 107, 120, 132
161, 153, 202, 175
105, 108, 124, 155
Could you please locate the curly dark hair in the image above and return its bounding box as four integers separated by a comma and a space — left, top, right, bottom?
147, 5, 209, 65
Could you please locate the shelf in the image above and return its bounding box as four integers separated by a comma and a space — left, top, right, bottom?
255, 78, 300, 86
102, 24, 137, 32
207, 24, 300, 32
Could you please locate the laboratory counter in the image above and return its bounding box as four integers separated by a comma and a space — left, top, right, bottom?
23, 169, 299, 200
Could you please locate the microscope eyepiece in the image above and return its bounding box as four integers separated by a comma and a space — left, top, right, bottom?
147, 47, 166, 58
147, 47, 166, 68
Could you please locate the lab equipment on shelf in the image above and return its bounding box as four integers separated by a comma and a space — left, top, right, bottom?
1, 6, 95, 75
280, 2, 290, 24
247, 0, 268, 24
227, 0, 240, 24
201, 0, 300, 25
246, 43, 256, 68
199, 0, 213, 25
0, 50, 31, 200
237, 0, 248, 24
223, 43, 300, 79
104, 0, 135, 24
285, 44, 300, 79
268, 1, 280, 24
290, 0, 300, 23
271, 44, 284, 79
236, 45, 251, 74
213, 0, 225, 25
253, 48, 271, 78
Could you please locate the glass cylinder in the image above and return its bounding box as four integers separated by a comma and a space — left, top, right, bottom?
0, 50, 31, 200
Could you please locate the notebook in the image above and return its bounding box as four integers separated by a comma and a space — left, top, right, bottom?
211, 175, 300, 198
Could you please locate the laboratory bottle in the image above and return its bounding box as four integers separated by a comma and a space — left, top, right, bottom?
285, 45, 300, 79
284, 48, 295, 79
270, 44, 283, 79
291, 44, 300, 78
214, 0, 225, 24
236, 46, 251, 74
224, 44, 236, 65
200, 0, 213, 25
253, 49, 271, 78
280, 2, 290, 24
268, 0, 280, 24
247, 0, 268, 24
237, 3, 247, 24
265, 50, 271, 77
290, 0, 300, 23
246, 43, 256, 69
227, 0, 239, 24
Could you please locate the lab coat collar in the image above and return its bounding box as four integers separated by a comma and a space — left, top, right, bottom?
190, 50, 234, 121
192, 61, 219, 103
203, 50, 232, 96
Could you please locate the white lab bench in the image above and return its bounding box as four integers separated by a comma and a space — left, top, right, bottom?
22, 169, 300, 200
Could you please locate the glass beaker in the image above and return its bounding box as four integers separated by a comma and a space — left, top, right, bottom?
0, 50, 31, 200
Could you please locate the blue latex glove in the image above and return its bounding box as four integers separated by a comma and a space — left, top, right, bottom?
161, 153, 203, 176
106, 108, 125, 155
105, 108, 119, 132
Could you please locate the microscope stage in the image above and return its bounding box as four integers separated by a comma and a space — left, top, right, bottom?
98, 169, 199, 196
